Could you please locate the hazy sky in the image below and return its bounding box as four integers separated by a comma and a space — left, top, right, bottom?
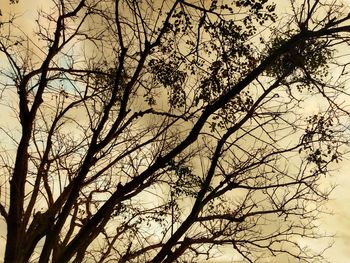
1, 0, 350, 262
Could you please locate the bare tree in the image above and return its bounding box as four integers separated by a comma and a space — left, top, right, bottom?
0, 0, 350, 262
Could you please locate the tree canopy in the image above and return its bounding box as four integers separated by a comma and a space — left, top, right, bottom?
0, 0, 350, 262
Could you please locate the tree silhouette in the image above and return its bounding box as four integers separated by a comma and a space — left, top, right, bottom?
0, 0, 350, 262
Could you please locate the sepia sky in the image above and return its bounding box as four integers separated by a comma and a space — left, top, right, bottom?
1, 0, 350, 262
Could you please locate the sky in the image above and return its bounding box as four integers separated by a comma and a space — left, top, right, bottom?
1, 0, 350, 262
